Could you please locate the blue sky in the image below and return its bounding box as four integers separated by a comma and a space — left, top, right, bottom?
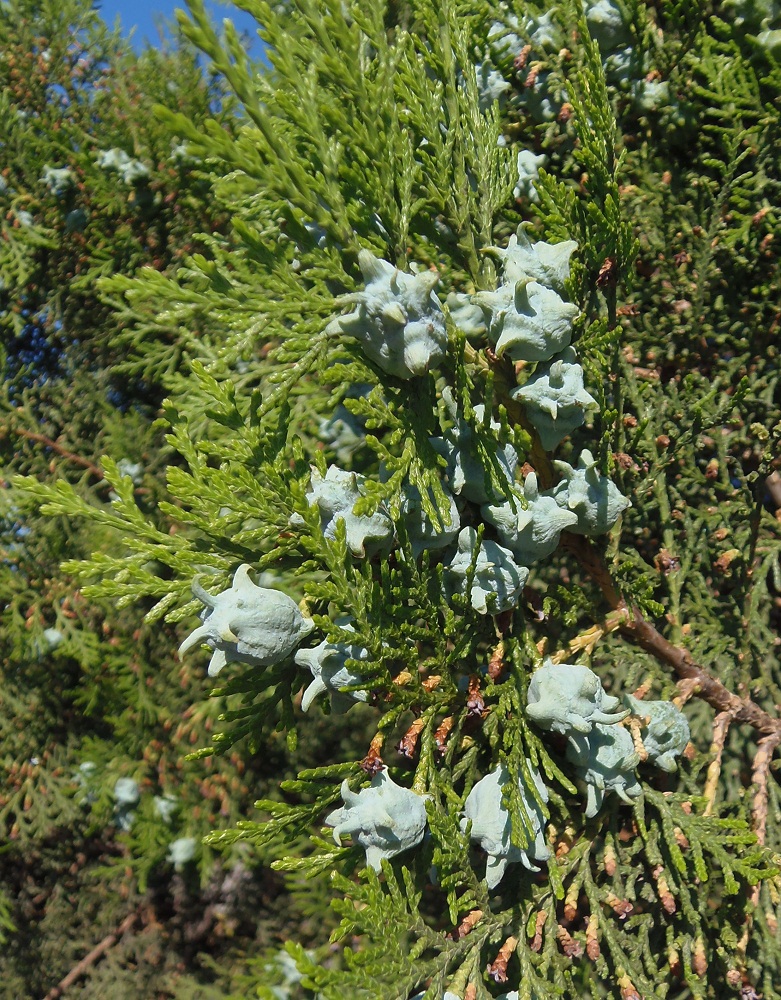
97, 0, 264, 54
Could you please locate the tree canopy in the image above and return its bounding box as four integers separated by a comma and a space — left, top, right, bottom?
4, 0, 781, 997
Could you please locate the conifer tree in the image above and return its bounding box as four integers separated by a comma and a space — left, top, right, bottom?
13, 0, 781, 997
1, 2, 326, 994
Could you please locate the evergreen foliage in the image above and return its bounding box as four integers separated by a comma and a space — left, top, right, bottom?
1, 1, 340, 995
7, 0, 781, 997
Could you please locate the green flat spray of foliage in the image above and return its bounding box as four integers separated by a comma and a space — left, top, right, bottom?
6, 0, 781, 997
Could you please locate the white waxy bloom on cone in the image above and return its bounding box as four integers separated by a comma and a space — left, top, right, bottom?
477, 278, 578, 364
295, 624, 370, 713
430, 391, 518, 505
511, 347, 598, 450
96, 147, 150, 184
41, 164, 74, 196
445, 291, 487, 337
494, 226, 578, 292
461, 762, 550, 889
513, 150, 547, 203
326, 250, 448, 379
552, 449, 631, 535
167, 836, 197, 868
290, 465, 394, 558
474, 60, 512, 110
623, 694, 690, 773
113, 777, 140, 806
566, 722, 642, 818
482, 471, 578, 566
445, 527, 528, 614
325, 767, 428, 870
399, 481, 461, 557
584, 0, 632, 52
526, 659, 629, 735
178, 564, 314, 677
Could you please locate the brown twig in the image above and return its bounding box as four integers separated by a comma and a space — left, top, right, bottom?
562, 531, 781, 984
623, 612, 781, 735
703, 711, 734, 816
11, 426, 105, 481
560, 533, 781, 738
477, 344, 781, 738
735, 732, 781, 964
672, 676, 701, 707
43, 911, 138, 998
560, 533, 623, 608
750, 733, 780, 848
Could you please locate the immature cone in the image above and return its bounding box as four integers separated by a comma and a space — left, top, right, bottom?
290, 465, 394, 558
445, 527, 529, 614
552, 449, 631, 535
495, 226, 577, 291
325, 767, 427, 870
476, 278, 578, 363
326, 250, 447, 379
461, 762, 550, 888
512, 347, 598, 450
178, 564, 314, 676
399, 480, 460, 557
482, 471, 578, 566
566, 723, 642, 818
623, 694, 690, 771
526, 659, 629, 735
429, 392, 518, 505
513, 150, 547, 202
295, 623, 369, 713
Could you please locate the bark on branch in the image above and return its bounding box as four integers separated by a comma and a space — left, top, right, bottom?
11, 426, 105, 481
621, 612, 781, 735
562, 533, 781, 739
43, 911, 138, 998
